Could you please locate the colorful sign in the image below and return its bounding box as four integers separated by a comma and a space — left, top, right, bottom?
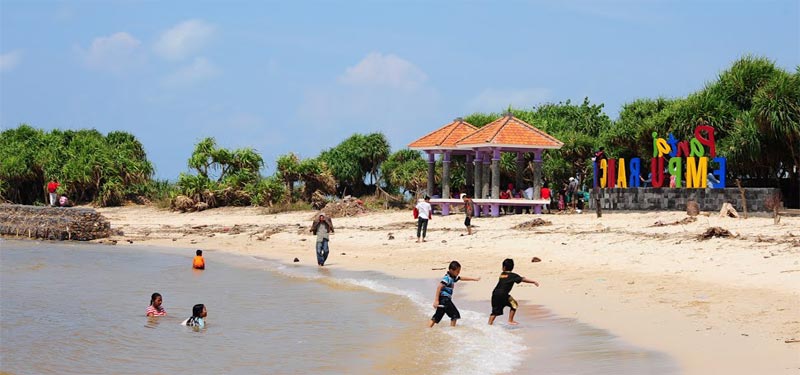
593, 125, 726, 189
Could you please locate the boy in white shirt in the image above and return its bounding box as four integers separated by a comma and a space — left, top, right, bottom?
415, 196, 432, 243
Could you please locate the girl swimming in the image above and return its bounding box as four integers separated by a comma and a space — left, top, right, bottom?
146, 292, 167, 317
182, 304, 207, 328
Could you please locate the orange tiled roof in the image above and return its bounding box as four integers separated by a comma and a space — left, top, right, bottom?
408, 118, 479, 149
456, 114, 563, 149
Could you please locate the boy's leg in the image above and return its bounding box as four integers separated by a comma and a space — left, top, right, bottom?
416, 219, 422, 242
315, 241, 324, 266
321, 239, 330, 266
421, 219, 428, 241
488, 315, 496, 325
508, 309, 518, 325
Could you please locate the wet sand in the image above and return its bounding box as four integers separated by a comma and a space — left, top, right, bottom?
95, 205, 800, 374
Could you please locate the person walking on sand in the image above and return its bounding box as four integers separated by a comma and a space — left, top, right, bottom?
47, 179, 59, 207
415, 196, 432, 243
567, 177, 579, 211
488, 258, 539, 325
462, 194, 474, 235
429, 260, 480, 328
310, 212, 334, 266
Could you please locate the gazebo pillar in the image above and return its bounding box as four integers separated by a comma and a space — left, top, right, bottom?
491, 148, 501, 217
473, 152, 482, 198
533, 149, 543, 214
426, 152, 435, 197
491, 148, 501, 199
515, 152, 524, 192
442, 151, 451, 199
465, 154, 473, 196
482, 153, 490, 199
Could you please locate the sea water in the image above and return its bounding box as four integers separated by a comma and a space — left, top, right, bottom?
0, 239, 678, 374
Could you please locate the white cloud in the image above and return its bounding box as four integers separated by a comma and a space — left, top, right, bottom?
339, 52, 427, 90
82, 32, 143, 72
162, 57, 218, 87
154, 19, 215, 61
467, 88, 551, 112
0, 50, 22, 72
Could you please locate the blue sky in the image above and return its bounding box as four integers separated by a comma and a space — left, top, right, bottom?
1, 0, 798, 179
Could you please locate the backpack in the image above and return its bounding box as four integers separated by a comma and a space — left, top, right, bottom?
413, 207, 419, 219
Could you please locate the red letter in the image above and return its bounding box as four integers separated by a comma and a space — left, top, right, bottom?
608, 159, 617, 188
694, 125, 716, 157
650, 157, 665, 188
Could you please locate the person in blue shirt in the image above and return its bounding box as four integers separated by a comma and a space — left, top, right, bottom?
428, 261, 480, 327
182, 304, 207, 329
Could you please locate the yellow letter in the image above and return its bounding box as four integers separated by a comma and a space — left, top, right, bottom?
616, 158, 628, 188
685, 157, 708, 188
600, 159, 608, 188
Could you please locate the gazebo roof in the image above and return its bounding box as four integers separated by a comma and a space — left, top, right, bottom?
456, 113, 563, 149
408, 118, 479, 150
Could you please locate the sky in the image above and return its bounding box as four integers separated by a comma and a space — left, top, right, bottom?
1, 0, 798, 179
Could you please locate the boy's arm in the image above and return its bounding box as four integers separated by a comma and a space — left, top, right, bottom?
521, 277, 540, 287
432, 283, 444, 308
459, 276, 481, 281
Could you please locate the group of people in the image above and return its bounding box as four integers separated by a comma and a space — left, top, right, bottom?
145, 250, 208, 328
46, 179, 71, 207
429, 258, 539, 327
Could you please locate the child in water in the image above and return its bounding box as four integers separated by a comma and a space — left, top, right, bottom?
488, 259, 539, 325
193, 249, 205, 270
428, 261, 480, 328
146, 292, 167, 317
182, 304, 207, 328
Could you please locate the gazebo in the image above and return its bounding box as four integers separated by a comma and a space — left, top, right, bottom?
408, 118, 479, 200
409, 112, 564, 216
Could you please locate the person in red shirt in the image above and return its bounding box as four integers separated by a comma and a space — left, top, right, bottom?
47, 179, 59, 207
541, 184, 552, 214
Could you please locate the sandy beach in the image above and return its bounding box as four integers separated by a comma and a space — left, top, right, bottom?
94, 205, 800, 374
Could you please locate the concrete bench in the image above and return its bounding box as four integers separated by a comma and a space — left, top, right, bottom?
424, 198, 550, 217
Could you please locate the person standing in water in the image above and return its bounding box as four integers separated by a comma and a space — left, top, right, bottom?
182, 304, 207, 328
310, 212, 334, 266
488, 259, 539, 325
193, 249, 205, 270
429, 261, 480, 328
146, 292, 167, 317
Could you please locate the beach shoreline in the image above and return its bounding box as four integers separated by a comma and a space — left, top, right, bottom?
92, 205, 800, 374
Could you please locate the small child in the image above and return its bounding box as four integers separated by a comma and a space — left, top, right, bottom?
428, 261, 480, 327
193, 249, 205, 270
182, 304, 207, 328
146, 292, 167, 317
488, 258, 539, 325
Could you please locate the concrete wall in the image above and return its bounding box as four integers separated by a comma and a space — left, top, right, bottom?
0, 204, 113, 241
590, 188, 780, 212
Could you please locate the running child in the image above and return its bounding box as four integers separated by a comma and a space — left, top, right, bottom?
488, 258, 539, 325
429, 261, 480, 327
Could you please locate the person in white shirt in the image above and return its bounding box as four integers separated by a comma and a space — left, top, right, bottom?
416, 196, 432, 243
523, 186, 534, 200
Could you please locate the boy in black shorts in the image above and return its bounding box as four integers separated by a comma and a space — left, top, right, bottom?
429, 260, 481, 327
462, 194, 474, 235
488, 258, 539, 325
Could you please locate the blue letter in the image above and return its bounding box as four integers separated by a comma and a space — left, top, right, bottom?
629, 158, 641, 187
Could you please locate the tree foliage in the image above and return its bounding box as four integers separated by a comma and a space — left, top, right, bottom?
319, 132, 390, 195
0, 125, 154, 206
